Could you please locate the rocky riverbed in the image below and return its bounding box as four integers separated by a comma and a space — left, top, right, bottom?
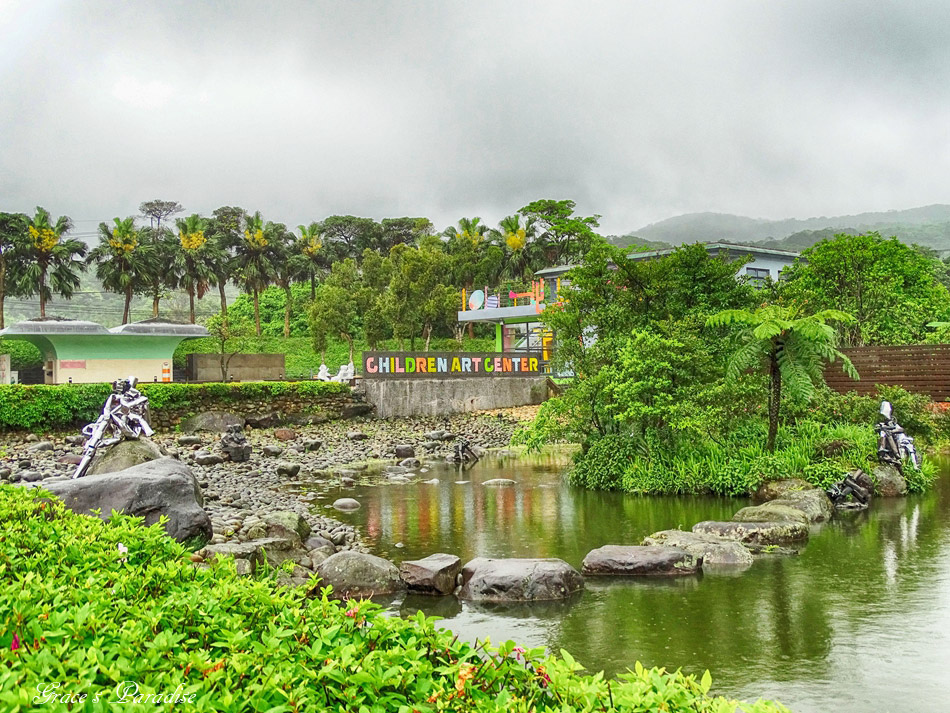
0, 408, 530, 571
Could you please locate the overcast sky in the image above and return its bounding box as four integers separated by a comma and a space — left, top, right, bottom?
2, 0, 949, 238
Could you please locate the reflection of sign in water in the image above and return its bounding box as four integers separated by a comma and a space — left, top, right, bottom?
363, 352, 544, 378
468, 289, 485, 310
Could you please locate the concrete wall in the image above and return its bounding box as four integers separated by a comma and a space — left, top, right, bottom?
54, 357, 172, 384
362, 376, 548, 418
186, 353, 286, 382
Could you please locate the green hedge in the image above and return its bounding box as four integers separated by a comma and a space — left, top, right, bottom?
0, 381, 351, 431
0, 486, 789, 712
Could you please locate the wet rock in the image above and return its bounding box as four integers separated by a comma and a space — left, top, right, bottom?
400, 553, 461, 595
582, 545, 701, 576
274, 428, 298, 441
399, 457, 421, 469
458, 558, 583, 602
262, 445, 283, 457
754, 478, 817, 503
194, 452, 225, 466
180, 411, 245, 434
754, 479, 833, 522
385, 465, 408, 474
276, 461, 300, 477
692, 520, 809, 547
87, 438, 164, 476
732, 502, 809, 525
34, 457, 212, 546
642, 530, 754, 568
871, 464, 908, 497
315, 551, 405, 599
333, 498, 361, 511
27, 441, 54, 452
482, 478, 515, 487
394, 444, 415, 459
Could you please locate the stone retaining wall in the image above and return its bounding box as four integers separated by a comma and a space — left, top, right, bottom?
362, 376, 547, 419
150, 390, 369, 430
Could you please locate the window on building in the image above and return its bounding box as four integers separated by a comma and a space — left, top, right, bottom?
745, 267, 771, 289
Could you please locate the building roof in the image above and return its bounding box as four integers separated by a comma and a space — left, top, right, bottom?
534, 241, 801, 278
0, 317, 209, 338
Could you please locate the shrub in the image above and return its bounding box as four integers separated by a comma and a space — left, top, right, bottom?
0, 487, 789, 712
568, 433, 644, 490
0, 381, 350, 431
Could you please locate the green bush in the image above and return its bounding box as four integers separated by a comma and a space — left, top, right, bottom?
0, 487, 789, 712
0, 381, 350, 431
568, 434, 645, 490
0, 338, 43, 371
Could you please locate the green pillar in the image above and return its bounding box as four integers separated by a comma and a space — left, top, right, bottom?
495, 323, 503, 352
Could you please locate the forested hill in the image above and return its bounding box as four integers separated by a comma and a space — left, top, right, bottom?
613, 204, 950, 253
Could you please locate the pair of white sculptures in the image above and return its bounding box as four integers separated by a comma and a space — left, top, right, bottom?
316, 362, 355, 382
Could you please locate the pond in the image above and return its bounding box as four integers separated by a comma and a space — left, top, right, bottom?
297, 450, 950, 712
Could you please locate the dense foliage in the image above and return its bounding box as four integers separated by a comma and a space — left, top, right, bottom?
0, 487, 789, 712
0, 381, 349, 431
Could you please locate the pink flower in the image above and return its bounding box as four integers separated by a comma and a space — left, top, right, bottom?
512, 646, 526, 660
10, 633, 20, 651
344, 608, 358, 619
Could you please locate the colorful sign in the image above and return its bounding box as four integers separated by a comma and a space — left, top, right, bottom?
362, 352, 545, 378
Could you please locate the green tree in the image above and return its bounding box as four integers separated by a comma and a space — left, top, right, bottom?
377, 217, 433, 252
706, 305, 858, 452
490, 214, 540, 280
203, 313, 253, 382
310, 283, 357, 364
296, 222, 325, 299
205, 206, 244, 327
139, 199, 183, 317
174, 214, 217, 324
270, 223, 307, 338
0, 212, 27, 329
782, 232, 950, 345
23, 207, 86, 318
518, 199, 602, 266
88, 217, 149, 324
235, 211, 279, 336
320, 215, 381, 261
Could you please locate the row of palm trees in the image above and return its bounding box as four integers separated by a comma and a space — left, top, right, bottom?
0, 205, 571, 334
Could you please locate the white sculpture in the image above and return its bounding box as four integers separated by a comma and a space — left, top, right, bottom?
316, 364, 331, 381
332, 362, 355, 382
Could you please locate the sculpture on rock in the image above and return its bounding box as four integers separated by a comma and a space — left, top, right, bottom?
73, 376, 153, 479
220, 424, 252, 462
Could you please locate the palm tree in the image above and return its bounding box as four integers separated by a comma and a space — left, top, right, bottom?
206, 206, 244, 328
235, 211, 278, 336
707, 305, 858, 452
23, 207, 86, 318
297, 222, 325, 299
88, 217, 149, 324
271, 226, 307, 338
442, 216, 488, 244
0, 212, 28, 329
490, 214, 539, 280
173, 214, 218, 324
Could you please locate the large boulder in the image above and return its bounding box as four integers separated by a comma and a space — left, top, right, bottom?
315, 551, 405, 599
86, 438, 164, 476
871, 464, 908, 497
180, 411, 245, 434
33, 457, 211, 546
582, 545, 701, 576
262, 511, 311, 545
458, 558, 583, 602
692, 520, 809, 547
642, 530, 754, 568
753, 478, 833, 522
732, 502, 809, 525
400, 553, 462, 595
754, 478, 817, 503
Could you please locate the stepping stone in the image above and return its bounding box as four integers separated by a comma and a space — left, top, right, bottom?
692, 520, 809, 547
641, 530, 754, 568
458, 557, 583, 602
400, 553, 461, 595
582, 545, 702, 576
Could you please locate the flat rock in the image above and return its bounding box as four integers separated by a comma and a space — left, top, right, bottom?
333, 497, 361, 511
394, 444, 415, 459
399, 457, 421, 469
263, 511, 311, 543
347, 431, 369, 441
87, 438, 164, 476
262, 445, 283, 457
692, 520, 809, 547
754, 478, 819, 503
178, 436, 203, 446
194, 452, 224, 466
732, 502, 809, 525
27, 441, 54, 452
400, 553, 462, 595
315, 551, 405, 599
582, 545, 701, 576
32, 457, 212, 546
180, 411, 245, 434
753, 478, 833, 522
642, 530, 754, 568
872, 464, 908, 497
458, 557, 583, 602
482, 478, 515, 487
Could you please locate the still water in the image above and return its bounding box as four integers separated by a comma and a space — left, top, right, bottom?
299, 451, 950, 712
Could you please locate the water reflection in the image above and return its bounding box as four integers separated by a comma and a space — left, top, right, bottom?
300, 453, 950, 713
